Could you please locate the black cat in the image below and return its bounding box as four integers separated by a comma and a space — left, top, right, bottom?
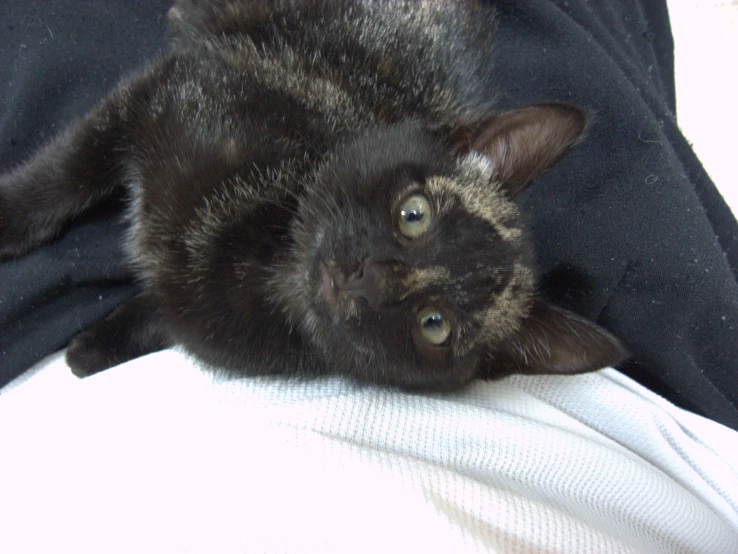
0, 0, 627, 388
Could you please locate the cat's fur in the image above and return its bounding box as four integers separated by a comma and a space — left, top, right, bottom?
0, 0, 627, 389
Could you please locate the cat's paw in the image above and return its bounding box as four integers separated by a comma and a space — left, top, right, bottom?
66, 329, 117, 378
66, 293, 171, 377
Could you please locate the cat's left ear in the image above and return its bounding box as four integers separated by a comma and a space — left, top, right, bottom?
452, 103, 588, 197
481, 299, 628, 377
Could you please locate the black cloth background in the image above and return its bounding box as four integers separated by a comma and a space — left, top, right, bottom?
1, 1, 737, 429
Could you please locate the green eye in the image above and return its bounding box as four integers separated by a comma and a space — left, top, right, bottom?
417, 307, 451, 345
398, 194, 432, 238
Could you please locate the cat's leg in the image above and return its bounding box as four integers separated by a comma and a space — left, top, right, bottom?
0, 86, 138, 260
66, 292, 173, 377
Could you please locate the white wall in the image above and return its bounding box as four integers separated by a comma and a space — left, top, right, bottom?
668, 0, 737, 215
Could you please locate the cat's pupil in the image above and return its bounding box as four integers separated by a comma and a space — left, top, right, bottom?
423, 313, 443, 329
405, 210, 423, 222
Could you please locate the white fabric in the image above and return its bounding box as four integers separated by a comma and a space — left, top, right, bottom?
1, 349, 737, 554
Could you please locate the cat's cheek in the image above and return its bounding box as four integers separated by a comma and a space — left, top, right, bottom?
410, 346, 483, 390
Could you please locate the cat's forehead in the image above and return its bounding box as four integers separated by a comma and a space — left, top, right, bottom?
427, 153, 523, 244
395, 154, 535, 351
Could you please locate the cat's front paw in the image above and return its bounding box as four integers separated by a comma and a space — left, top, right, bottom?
66, 329, 116, 378
66, 293, 170, 377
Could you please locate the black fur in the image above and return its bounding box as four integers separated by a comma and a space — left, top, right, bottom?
0, 0, 627, 388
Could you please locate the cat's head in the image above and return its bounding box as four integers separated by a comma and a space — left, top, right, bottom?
277, 103, 627, 389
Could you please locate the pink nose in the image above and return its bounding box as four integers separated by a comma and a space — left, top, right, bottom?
334, 259, 386, 308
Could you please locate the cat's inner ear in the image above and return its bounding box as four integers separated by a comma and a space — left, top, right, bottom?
452, 103, 588, 197
483, 300, 628, 377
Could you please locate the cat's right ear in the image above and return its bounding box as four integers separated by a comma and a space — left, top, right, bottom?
451, 103, 588, 197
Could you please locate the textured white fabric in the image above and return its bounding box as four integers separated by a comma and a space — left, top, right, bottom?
1, 349, 737, 553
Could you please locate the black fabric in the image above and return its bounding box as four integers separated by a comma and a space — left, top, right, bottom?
1, 1, 737, 429
0, 1, 169, 384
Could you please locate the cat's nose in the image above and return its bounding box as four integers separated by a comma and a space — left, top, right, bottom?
338, 259, 386, 308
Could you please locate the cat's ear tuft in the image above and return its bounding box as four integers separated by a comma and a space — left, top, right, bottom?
452, 103, 588, 197
481, 299, 628, 377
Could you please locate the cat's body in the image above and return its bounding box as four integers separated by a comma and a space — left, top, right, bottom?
0, 0, 627, 388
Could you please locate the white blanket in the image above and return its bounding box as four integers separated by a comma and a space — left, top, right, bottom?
1, 349, 737, 553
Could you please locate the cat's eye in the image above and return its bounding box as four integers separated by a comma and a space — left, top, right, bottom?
398, 194, 432, 238
417, 307, 451, 345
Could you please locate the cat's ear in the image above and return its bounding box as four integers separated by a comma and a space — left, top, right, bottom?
452, 103, 588, 197
482, 300, 628, 377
